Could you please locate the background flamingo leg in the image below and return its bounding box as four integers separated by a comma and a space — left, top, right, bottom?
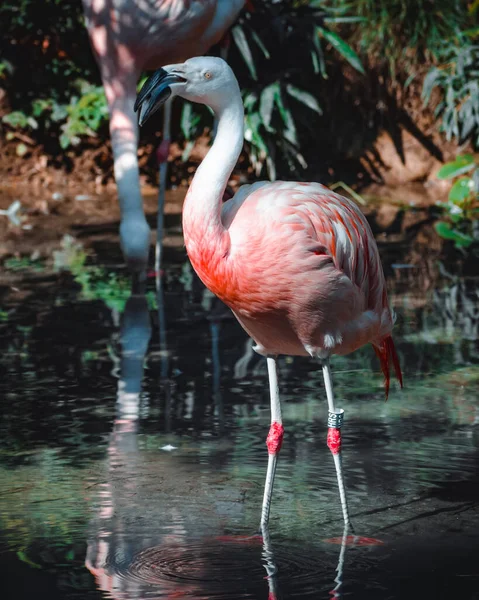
322, 359, 352, 529
155, 98, 172, 285
260, 356, 284, 530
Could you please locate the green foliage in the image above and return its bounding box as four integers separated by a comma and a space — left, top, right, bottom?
228, 0, 365, 178
53, 235, 134, 312
423, 35, 479, 148
435, 154, 479, 249
180, 101, 209, 161
2, 81, 108, 149
171, 1, 365, 179
0, 0, 90, 89
336, 0, 468, 77
4, 255, 45, 272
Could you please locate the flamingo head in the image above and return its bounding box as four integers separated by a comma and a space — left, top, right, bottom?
135, 57, 239, 126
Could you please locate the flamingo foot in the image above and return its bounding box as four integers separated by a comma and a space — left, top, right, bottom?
120, 215, 151, 273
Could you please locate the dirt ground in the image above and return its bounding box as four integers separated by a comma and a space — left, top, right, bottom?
0, 117, 452, 263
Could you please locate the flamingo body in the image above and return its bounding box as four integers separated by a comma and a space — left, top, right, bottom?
184, 180, 394, 360
136, 56, 403, 532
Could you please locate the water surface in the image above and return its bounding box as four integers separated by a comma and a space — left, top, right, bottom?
1, 208, 478, 600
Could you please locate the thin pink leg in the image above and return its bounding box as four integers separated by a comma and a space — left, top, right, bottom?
322, 359, 352, 528
260, 356, 284, 529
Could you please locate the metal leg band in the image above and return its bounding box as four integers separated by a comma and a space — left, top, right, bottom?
328, 408, 344, 429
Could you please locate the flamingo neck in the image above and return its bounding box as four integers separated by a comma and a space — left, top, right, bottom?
183, 93, 244, 253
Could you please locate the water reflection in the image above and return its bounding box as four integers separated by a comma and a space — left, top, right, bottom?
85, 291, 362, 599
1, 243, 479, 599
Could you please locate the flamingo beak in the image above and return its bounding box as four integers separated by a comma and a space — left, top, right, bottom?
135, 67, 185, 126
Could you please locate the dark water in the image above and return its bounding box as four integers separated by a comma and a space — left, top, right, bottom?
1, 225, 479, 600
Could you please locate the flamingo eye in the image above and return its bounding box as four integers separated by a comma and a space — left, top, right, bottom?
204, 71, 213, 80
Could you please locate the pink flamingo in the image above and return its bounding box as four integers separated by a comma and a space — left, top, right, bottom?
82, 0, 246, 285
136, 57, 403, 530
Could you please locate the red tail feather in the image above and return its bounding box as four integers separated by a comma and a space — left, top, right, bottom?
373, 335, 403, 400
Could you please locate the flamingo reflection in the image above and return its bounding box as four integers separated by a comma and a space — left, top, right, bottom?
85, 292, 354, 599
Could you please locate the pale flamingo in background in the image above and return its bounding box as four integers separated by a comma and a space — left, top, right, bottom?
135, 57, 403, 532
82, 0, 246, 287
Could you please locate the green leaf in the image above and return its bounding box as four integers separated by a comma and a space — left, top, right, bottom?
286, 85, 322, 115
259, 84, 277, 130
2, 111, 29, 128
448, 178, 473, 204
422, 68, 440, 104
437, 155, 475, 179
182, 140, 195, 161
317, 27, 365, 74
181, 102, 193, 139
434, 221, 474, 247
59, 133, 71, 149
16, 143, 28, 157
323, 17, 367, 24
231, 26, 257, 80
27, 116, 38, 129
273, 87, 298, 146
250, 29, 270, 59
313, 27, 328, 79
243, 92, 257, 111
17, 551, 41, 569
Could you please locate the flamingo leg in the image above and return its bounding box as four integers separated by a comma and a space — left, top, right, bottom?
260, 356, 284, 530
330, 523, 350, 599
155, 98, 173, 287
322, 359, 352, 529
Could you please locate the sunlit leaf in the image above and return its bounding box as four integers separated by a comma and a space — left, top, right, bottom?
266, 155, 276, 181
323, 17, 367, 24
231, 25, 257, 80
437, 155, 475, 179
250, 29, 270, 59
422, 68, 440, 104
448, 178, 473, 204
472, 168, 479, 193
313, 27, 328, 79
16, 143, 28, 157
434, 221, 474, 247
260, 84, 277, 130
273, 87, 298, 146
182, 140, 195, 162
286, 85, 322, 115
317, 27, 365, 74
181, 102, 193, 139
59, 133, 71, 149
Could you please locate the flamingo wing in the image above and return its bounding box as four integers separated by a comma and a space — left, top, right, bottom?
218, 181, 397, 362
224, 181, 386, 312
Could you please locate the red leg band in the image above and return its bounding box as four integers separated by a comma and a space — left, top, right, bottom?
266, 422, 284, 455
156, 139, 170, 164
327, 427, 342, 455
